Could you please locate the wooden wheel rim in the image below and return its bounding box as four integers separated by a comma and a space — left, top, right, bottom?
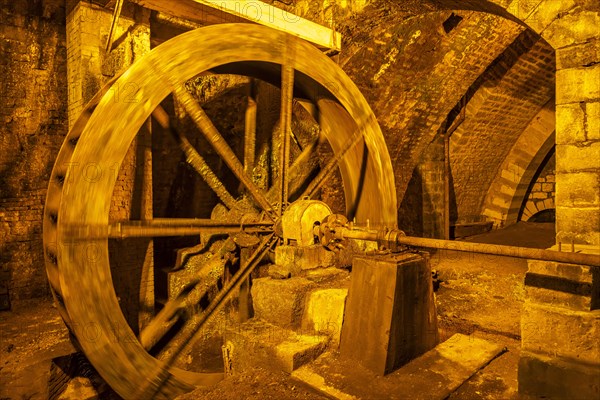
46, 23, 396, 398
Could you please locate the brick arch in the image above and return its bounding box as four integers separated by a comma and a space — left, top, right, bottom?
399, 0, 599, 241
423, 0, 579, 47
339, 5, 531, 210
341, 0, 598, 245
481, 102, 555, 226
521, 196, 555, 222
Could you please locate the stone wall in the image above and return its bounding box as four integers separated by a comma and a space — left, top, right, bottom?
0, 0, 67, 302
521, 152, 555, 222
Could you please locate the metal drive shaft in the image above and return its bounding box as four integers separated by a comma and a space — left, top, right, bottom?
336, 227, 600, 267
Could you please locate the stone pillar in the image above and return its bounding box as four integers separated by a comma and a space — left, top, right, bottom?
398, 135, 446, 239
519, 5, 600, 397
65, 1, 153, 333
519, 251, 600, 398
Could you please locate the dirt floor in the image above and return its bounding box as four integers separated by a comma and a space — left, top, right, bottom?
0, 222, 555, 399
0, 299, 75, 399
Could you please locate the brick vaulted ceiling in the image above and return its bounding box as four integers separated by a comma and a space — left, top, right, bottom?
450, 30, 555, 220
337, 0, 555, 222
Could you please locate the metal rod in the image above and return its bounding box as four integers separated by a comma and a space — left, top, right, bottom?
301, 133, 363, 199
265, 137, 320, 205
279, 65, 294, 215
105, 0, 124, 52
396, 235, 599, 267
139, 117, 154, 330
444, 132, 451, 240
60, 219, 272, 240
338, 228, 600, 267
152, 106, 239, 211
173, 86, 276, 219
244, 81, 257, 176
138, 278, 201, 351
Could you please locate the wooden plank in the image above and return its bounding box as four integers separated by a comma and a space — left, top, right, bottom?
131, 0, 341, 51
292, 334, 506, 400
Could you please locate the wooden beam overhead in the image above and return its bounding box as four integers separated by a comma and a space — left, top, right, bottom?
130, 0, 341, 52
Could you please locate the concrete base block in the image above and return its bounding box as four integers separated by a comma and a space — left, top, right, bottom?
340, 253, 438, 375
519, 351, 600, 399
251, 277, 314, 329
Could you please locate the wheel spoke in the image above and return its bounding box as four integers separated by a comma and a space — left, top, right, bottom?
59, 219, 272, 240
266, 136, 320, 203
244, 80, 257, 175
172, 86, 276, 220
136, 233, 277, 398
278, 65, 294, 215
300, 132, 364, 200
152, 106, 239, 211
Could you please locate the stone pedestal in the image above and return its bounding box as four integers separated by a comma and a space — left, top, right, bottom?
340, 253, 438, 375
519, 244, 600, 399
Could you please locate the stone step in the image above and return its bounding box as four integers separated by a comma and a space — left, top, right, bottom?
291, 333, 505, 400
222, 319, 328, 374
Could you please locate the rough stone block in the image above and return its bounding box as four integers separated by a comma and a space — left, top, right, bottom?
222, 319, 327, 374
521, 0, 575, 35
525, 285, 591, 311
251, 277, 314, 329
293, 334, 504, 400
521, 301, 600, 365
302, 288, 348, 345
304, 267, 349, 283
525, 201, 538, 216
57, 377, 98, 400
555, 143, 600, 173
556, 65, 600, 105
556, 40, 600, 70
588, 101, 600, 141
542, 198, 554, 210
526, 258, 593, 311
555, 206, 600, 245
555, 171, 600, 207
543, 10, 600, 49
507, 0, 547, 22
274, 335, 329, 373
529, 249, 596, 282
274, 245, 336, 274
267, 264, 291, 280
519, 351, 600, 399
556, 103, 587, 144
541, 183, 554, 192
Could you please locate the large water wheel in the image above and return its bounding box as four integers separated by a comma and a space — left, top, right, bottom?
43, 24, 397, 398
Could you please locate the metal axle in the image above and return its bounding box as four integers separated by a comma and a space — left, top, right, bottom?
327, 225, 600, 268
